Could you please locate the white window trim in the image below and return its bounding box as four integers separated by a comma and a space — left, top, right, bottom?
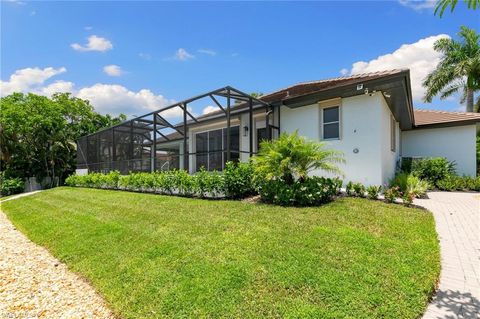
320, 103, 342, 141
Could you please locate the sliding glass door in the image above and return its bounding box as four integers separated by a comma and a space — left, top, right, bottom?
195, 126, 239, 171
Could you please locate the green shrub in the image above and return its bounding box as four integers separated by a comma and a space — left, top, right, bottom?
345, 181, 355, 196
194, 167, 211, 198
384, 186, 400, 203
366, 185, 382, 200
352, 183, 366, 197
390, 173, 430, 198
411, 157, 456, 187
402, 191, 415, 206
223, 161, 254, 199
465, 176, 480, 191
257, 176, 342, 206
172, 170, 195, 196
436, 175, 480, 191
251, 131, 344, 206
0, 176, 25, 196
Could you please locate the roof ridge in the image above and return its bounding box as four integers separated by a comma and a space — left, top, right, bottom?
260, 69, 407, 99
414, 109, 480, 116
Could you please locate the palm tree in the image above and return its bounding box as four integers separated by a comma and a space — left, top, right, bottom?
252, 131, 344, 184
423, 26, 480, 112
435, 0, 480, 17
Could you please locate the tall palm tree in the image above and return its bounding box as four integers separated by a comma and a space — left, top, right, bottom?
435, 0, 480, 17
423, 26, 480, 112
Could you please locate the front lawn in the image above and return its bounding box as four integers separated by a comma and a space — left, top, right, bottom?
1, 187, 440, 318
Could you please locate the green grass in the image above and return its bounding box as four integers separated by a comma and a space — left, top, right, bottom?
1, 187, 440, 319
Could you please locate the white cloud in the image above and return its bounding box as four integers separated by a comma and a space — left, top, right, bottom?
1, 66, 179, 118
174, 48, 194, 61
40, 80, 75, 96
202, 105, 220, 115
0, 67, 66, 96
198, 49, 217, 56
339, 68, 349, 76
345, 34, 450, 101
398, 0, 436, 11
103, 64, 123, 77
71, 35, 113, 52
76, 84, 176, 116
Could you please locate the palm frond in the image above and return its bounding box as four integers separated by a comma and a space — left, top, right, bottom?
440, 82, 463, 99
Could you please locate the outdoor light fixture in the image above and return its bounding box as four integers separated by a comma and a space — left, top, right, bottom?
243, 125, 249, 137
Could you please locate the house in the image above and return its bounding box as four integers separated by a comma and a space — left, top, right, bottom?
76, 69, 480, 186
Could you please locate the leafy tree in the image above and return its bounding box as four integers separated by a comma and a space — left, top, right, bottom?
252, 131, 344, 185
0, 92, 125, 186
423, 26, 480, 112
435, 0, 480, 17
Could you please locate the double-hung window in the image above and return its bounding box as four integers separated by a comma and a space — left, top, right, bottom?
322, 106, 340, 140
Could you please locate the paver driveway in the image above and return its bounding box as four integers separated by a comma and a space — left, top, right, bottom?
415, 192, 479, 319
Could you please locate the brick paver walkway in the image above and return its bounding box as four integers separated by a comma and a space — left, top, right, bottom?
415, 192, 479, 319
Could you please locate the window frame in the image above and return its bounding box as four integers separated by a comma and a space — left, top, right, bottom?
320, 105, 341, 141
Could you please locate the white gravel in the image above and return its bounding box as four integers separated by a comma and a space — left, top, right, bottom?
0, 201, 115, 318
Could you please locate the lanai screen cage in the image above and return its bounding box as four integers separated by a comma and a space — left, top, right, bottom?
77, 86, 280, 174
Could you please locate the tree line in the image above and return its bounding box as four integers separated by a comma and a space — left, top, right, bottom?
0, 93, 126, 187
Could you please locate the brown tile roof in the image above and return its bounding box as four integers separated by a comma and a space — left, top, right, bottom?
259, 69, 408, 102
194, 69, 409, 121
414, 109, 480, 127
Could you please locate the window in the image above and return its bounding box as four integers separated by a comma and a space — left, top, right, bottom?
322, 106, 340, 139
256, 127, 273, 152
223, 126, 239, 164
195, 126, 239, 171
390, 115, 396, 152
195, 132, 208, 171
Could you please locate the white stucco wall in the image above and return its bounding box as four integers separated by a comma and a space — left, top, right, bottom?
402, 125, 477, 176
379, 96, 401, 185
281, 93, 396, 186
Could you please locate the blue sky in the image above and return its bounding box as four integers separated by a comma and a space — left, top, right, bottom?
1, 0, 478, 117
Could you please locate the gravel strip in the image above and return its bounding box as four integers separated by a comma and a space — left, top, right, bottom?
0, 209, 115, 319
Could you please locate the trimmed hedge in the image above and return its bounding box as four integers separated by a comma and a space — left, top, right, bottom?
67, 163, 342, 206
66, 162, 254, 199
257, 176, 342, 206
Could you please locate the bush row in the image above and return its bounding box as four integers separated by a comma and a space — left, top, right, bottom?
436, 175, 480, 192
66, 162, 255, 199
66, 163, 344, 206
401, 157, 479, 192
345, 181, 415, 206
257, 176, 342, 206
